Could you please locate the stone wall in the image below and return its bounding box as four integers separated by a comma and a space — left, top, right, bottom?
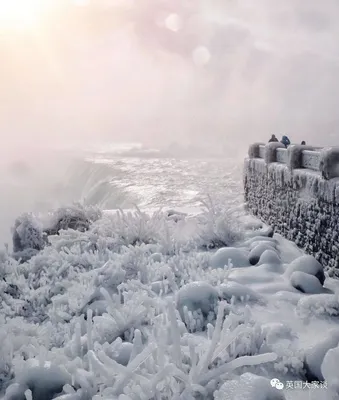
244, 143, 339, 277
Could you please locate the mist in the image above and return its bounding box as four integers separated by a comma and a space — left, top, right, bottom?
0, 0, 339, 243
1, 0, 339, 151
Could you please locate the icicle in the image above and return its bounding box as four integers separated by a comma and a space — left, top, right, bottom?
24, 389, 32, 400
75, 322, 82, 358
87, 309, 93, 352
196, 301, 225, 374
199, 352, 278, 386
207, 323, 214, 340
129, 329, 143, 362
167, 301, 182, 368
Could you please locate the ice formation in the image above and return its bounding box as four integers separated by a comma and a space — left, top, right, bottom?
1, 203, 339, 399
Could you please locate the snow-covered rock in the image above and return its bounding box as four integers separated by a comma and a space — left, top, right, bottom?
176, 281, 219, 322
285, 255, 325, 285
321, 346, 339, 395
304, 329, 339, 381
214, 373, 286, 400
257, 249, 281, 266
219, 281, 263, 303
290, 271, 324, 294
4, 360, 71, 400
210, 247, 250, 269
249, 243, 277, 265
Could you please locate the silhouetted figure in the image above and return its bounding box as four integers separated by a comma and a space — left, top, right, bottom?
301, 141, 306, 145
269, 134, 278, 143
281, 135, 291, 147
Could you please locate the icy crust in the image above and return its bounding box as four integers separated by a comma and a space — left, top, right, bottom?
244, 158, 339, 276
1, 204, 339, 399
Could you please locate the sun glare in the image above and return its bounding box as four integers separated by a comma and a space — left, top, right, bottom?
0, 0, 50, 31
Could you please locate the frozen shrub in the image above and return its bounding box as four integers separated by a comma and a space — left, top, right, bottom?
12, 214, 45, 254
44, 205, 91, 236
297, 294, 339, 319
197, 197, 245, 249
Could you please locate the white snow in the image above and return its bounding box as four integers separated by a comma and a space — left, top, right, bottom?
1, 154, 339, 400
210, 247, 250, 268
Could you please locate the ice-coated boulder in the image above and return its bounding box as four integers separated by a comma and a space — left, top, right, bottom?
285, 255, 325, 285
4, 360, 71, 400
176, 281, 219, 322
249, 243, 277, 265
210, 247, 250, 269
304, 329, 339, 381
214, 373, 286, 400
290, 271, 324, 294
257, 249, 281, 266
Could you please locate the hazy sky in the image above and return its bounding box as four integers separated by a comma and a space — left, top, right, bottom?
1, 0, 339, 151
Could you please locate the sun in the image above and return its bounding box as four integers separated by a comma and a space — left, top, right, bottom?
0, 0, 50, 31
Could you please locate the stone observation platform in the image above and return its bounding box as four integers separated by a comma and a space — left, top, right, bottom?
244, 143, 339, 277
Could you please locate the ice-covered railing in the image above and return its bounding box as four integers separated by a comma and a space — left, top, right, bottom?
249, 143, 339, 179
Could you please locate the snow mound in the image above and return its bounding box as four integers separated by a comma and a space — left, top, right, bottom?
304, 329, 339, 381
321, 346, 339, 395
4, 360, 71, 400
249, 243, 277, 265
285, 255, 325, 285
214, 372, 286, 400
210, 247, 250, 269
219, 281, 263, 303
290, 271, 324, 294
176, 281, 219, 331
257, 249, 281, 266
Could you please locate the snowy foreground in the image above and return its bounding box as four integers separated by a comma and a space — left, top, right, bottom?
1, 203, 339, 400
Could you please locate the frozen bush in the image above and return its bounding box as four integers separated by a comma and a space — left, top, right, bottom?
44, 205, 91, 236
12, 214, 45, 254
210, 247, 250, 269
297, 294, 339, 318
